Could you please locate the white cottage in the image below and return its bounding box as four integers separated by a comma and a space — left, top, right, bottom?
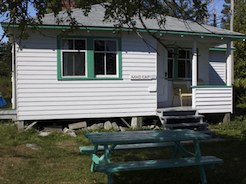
1, 4, 246, 128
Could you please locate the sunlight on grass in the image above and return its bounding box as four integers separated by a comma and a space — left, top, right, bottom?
209, 118, 246, 139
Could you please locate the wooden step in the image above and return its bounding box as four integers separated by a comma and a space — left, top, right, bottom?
162, 114, 204, 120
165, 122, 208, 129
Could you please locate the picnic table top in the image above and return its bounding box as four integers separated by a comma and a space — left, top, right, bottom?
85, 129, 211, 145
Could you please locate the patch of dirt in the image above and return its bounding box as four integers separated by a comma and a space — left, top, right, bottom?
0, 156, 25, 182
14, 144, 39, 157
56, 140, 78, 152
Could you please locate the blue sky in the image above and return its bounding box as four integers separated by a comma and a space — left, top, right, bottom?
0, 0, 226, 42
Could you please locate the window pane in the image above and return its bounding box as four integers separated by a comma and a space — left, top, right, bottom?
62, 39, 73, 50
187, 50, 191, 59
74, 53, 85, 76
178, 50, 186, 59
95, 40, 105, 51
75, 40, 86, 50
186, 60, 191, 78
168, 49, 174, 58
168, 59, 173, 78
178, 60, 185, 78
106, 53, 116, 75
94, 53, 105, 75
63, 52, 74, 76
63, 52, 85, 76
106, 40, 117, 51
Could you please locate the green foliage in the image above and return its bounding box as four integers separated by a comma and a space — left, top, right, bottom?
209, 118, 246, 139
221, 0, 246, 109
0, 42, 11, 77
0, 42, 11, 106
234, 79, 246, 107
0, 0, 208, 39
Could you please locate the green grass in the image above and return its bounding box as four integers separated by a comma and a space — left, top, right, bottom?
1, 119, 246, 184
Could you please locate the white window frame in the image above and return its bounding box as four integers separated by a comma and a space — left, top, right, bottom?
93, 39, 119, 78
61, 38, 87, 78
177, 49, 192, 79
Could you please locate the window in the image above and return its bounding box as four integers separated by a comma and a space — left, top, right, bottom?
94, 40, 118, 77
177, 49, 191, 78
61, 39, 86, 77
58, 37, 121, 80
167, 49, 174, 78
167, 49, 192, 79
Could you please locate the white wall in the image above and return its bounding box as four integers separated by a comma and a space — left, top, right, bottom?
194, 87, 233, 113
209, 51, 226, 85
15, 31, 157, 121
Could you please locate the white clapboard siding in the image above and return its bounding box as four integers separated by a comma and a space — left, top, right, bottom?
194, 88, 233, 113
16, 34, 157, 121
209, 51, 226, 85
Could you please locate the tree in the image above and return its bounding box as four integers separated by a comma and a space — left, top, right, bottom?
221, 0, 246, 79
0, 42, 11, 105
0, 0, 209, 40
0, 42, 11, 77
221, 0, 246, 107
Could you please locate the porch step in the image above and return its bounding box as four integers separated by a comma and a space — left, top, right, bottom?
161, 115, 204, 120
0, 109, 17, 120
165, 122, 208, 129
157, 107, 208, 132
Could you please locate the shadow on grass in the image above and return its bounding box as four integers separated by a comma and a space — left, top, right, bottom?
101, 136, 246, 184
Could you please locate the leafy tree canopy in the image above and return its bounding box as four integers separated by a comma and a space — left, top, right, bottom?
221, 0, 246, 79
0, 42, 11, 77
0, 0, 208, 40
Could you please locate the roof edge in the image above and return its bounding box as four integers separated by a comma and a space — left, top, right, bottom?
2, 23, 246, 40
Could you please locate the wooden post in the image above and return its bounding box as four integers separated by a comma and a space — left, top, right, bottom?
17, 121, 24, 131
192, 40, 198, 87
192, 40, 198, 109
223, 113, 231, 124
131, 117, 143, 129
226, 42, 232, 86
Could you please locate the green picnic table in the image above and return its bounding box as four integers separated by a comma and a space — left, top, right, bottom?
81, 129, 223, 184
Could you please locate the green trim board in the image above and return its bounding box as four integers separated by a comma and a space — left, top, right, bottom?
57, 36, 122, 80
209, 48, 236, 51
2, 22, 246, 40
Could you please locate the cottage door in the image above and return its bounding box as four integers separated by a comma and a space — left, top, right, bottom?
157, 48, 169, 107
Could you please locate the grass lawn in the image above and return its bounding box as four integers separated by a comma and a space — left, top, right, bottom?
1, 119, 246, 184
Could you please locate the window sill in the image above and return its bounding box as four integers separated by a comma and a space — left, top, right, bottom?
58, 77, 123, 81
166, 78, 192, 81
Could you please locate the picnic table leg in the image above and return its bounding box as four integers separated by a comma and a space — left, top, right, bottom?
174, 141, 195, 157
104, 145, 111, 163
193, 140, 207, 184
90, 145, 99, 172
107, 173, 113, 184
199, 166, 207, 184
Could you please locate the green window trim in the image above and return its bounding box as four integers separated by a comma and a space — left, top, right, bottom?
57, 36, 122, 80
167, 47, 193, 80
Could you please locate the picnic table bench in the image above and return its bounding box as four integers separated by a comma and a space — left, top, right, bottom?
80, 129, 223, 184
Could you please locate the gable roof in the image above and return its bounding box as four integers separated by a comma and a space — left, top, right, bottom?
39, 4, 245, 39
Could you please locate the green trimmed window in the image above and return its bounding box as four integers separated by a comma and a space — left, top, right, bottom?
61, 39, 86, 77
58, 37, 122, 80
167, 48, 174, 78
94, 39, 118, 77
167, 48, 192, 79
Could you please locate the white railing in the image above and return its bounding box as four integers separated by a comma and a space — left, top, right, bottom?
192, 86, 233, 113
